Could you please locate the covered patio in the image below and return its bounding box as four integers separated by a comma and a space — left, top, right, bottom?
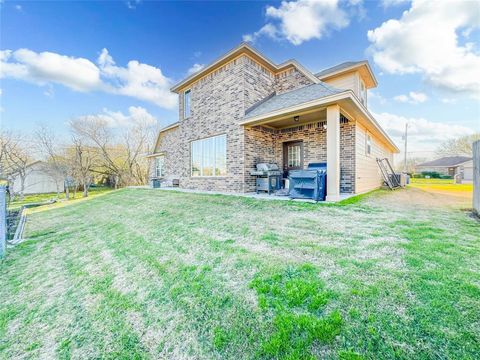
241, 84, 396, 200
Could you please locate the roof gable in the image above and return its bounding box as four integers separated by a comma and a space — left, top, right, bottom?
170, 42, 319, 93
315, 60, 377, 88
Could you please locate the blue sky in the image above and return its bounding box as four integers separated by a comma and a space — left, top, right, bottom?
1, 0, 479, 157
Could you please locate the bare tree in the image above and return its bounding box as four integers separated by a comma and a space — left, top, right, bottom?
70, 116, 123, 188
0, 131, 13, 180
123, 118, 156, 185
71, 136, 96, 197
436, 133, 480, 157
0, 132, 31, 199
69, 115, 155, 187
35, 125, 71, 199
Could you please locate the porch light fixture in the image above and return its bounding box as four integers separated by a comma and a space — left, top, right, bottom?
293, 116, 300, 122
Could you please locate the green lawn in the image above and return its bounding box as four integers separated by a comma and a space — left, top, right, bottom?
409, 178, 473, 197
1, 188, 479, 359
8, 186, 114, 210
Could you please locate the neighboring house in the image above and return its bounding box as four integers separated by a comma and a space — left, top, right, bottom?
149, 43, 399, 200
416, 156, 473, 181
11, 161, 65, 195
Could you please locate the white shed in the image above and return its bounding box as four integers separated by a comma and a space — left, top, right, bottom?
11, 161, 65, 195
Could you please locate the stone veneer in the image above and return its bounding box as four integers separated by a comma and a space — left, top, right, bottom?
152, 54, 357, 193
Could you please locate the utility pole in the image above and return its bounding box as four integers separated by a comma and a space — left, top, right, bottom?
403, 122, 408, 173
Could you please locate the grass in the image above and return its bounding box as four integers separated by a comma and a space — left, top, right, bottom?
409, 178, 473, 196
8, 186, 114, 212
0, 188, 479, 359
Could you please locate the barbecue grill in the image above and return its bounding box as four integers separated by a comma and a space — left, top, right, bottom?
250, 163, 282, 194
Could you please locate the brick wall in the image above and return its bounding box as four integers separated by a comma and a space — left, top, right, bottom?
179, 56, 246, 192
149, 126, 181, 185
243, 119, 356, 193
244, 126, 277, 191
274, 68, 313, 94
154, 53, 356, 194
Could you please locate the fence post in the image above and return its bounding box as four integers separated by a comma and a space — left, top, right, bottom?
0, 185, 6, 258
473, 140, 480, 216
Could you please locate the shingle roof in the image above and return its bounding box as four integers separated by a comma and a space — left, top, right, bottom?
418, 156, 472, 167
244, 83, 344, 119
315, 61, 366, 78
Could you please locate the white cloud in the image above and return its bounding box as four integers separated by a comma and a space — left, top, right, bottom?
43, 84, 54, 98
243, 23, 279, 43
367, 0, 480, 95
373, 111, 475, 152
380, 0, 409, 8
0, 88, 2, 96
0, 48, 177, 109
368, 90, 387, 104
393, 94, 408, 103
187, 63, 205, 76
125, 0, 141, 9
393, 91, 428, 104
441, 97, 457, 104
79, 106, 157, 128
243, 0, 352, 45
0, 49, 102, 91
15, 4, 22, 11
98, 48, 177, 109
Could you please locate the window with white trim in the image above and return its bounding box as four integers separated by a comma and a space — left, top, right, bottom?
288, 144, 301, 167
366, 132, 372, 156
155, 156, 164, 177
184, 89, 191, 118
191, 134, 227, 177
360, 80, 367, 106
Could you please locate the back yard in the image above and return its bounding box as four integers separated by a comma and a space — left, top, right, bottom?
1, 186, 479, 359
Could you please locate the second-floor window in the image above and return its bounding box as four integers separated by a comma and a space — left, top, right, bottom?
360, 80, 367, 106
184, 89, 191, 118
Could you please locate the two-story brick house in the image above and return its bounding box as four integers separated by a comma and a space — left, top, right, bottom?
148, 43, 399, 201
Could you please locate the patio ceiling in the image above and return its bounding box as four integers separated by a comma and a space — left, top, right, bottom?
240, 91, 400, 153
255, 108, 327, 129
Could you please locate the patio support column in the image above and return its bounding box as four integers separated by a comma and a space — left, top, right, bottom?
326, 104, 341, 201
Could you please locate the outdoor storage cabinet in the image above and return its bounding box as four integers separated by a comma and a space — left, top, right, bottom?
151, 179, 161, 188
288, 163, 327, 201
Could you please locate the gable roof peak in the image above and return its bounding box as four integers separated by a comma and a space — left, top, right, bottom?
315, 60, 377, 88
170, 42, 319, 92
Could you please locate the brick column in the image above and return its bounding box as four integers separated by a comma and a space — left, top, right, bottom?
326, 104, 340, 201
